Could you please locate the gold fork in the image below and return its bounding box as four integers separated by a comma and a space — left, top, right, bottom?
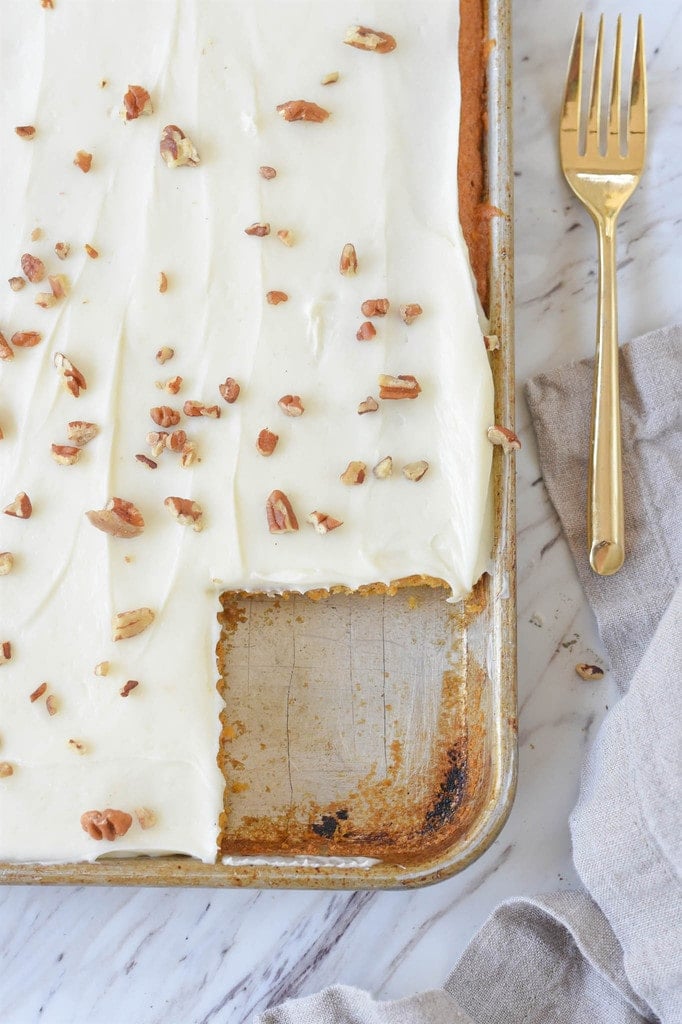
560, 15, 647, 576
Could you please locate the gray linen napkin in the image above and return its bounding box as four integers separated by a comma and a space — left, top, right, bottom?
254, 326, 682, 1024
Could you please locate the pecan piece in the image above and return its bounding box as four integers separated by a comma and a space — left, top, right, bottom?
15, 125, 36, 139
84, 244, 99, 259
259, 165, 277, 179
219, 377, 240, 404
35, 292, 57, 309
148, 426, 169, 452
339, 243, 358, 276
307, 511, 343, 534
120, 679, 139, 697
373, 456, 393, 479
135, 807, 157, 830
487, 424, 521, 452
3, 492, 32, 519
378, 374, 421, 400
112, 607, 155, 641
80, 809, 133, 841
180, 441, 198, 468
150, 405, 180, 427
575, 663, 606, 681
164, 496, 204, 531
46, 695, 59, 716
267, 290, 288, 305
54, 352, 87, 397
11, 331, 42, 348
68, 739, 88, 754
156, 375, 182, 395
30, 228, 43, 241
94, 661, 110, 677
0, 552, 14, 576
276, 100, 330, 123
344, 25, 397, 53
266, 490, 299, 533
321, 71, 340, 85
256, 428, 279, 457
356, 321, 376, 342
86, 497, 145, 539
399, 303, 423, 325
160, 125, 200, 168
21, 253, 46, 283
340, 461, 366, 486
30, 682, 47, 703
244, 222, 270, 237
165, 429, 187, 453
158, 271, 168, 293
0, 762, 14, 778
48, 274, 69, 299
0, 641, 12, 665
357, 396, 378, 415
278, 394, 304, 417
402, 460, 429, 482
55, 242, 70, 260
73, 150, 93, 173
51, 443, 81, 466
361, 298, 389, 317
67, 421, 98, 446
277, 229, 295, 247
183, 400, 220, 418
156, 346, 174, 364
135, 453, 157, 470
123, 85, 152, 120
8, 277, 25, 292
0, 333, 14, 360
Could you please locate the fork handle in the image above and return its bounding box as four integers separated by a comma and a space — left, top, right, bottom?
588, 216, 625, 575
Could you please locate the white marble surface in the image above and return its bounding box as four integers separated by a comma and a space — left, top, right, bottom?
2, 1, 681, 1021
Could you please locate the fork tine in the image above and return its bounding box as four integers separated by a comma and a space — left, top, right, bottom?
560, 13, 584, 152
607, 15, 623, 155
586, 16, 605, 156
628, 15, 647, 158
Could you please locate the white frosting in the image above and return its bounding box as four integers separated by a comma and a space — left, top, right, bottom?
0, 0, 493, 862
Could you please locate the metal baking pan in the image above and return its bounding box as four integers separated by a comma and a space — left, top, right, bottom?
2, 0, 515, 890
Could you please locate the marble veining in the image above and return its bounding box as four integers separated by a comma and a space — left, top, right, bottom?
1, 0, 680, 1021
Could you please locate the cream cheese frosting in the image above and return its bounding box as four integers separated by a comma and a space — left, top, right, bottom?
0, 0, 493, 863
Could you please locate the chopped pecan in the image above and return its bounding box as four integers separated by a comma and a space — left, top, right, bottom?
356, 321, 376, 341
48, 274, 69, 299
402, 460, 429, 482
160, 125, 200, 168
41, 0, 54, 9
266, 490, 299, 533
340, 461, 366, 486
484, 334, 500, 351
278, 394, 304, 417
399, 303, 423, 325
84, 243, 99, 259
267, 290, 288, 305
321, 71, 340, 85
219, 377, 240, 404
357, 396, 379, 415
164, 496, 204, 531
51, 443, 81, 466
0, 333, 14, 360
74, 150, 93, 173
35, 292, 57, 309
46, 694, 59, 716
147, 430, 168, 455
86, 497, 145, 538
245, 222, 270, 237
112, 607, 154, 642
277, 229, 294, 247
307, 511, 343, 534
156, 375, 182, 395
55, 242, 70, 260
183, 400, 220, 418
3, 493, 32, 519
135, 453, 157, 469
15, 125, 36, 139
120, 679, 139, 697
0, 641, 12, 665
361, 298, 389, 317
67, 421, 98, 446
54, 352, 87, 397
94, 661, 110, 677
21, 253, 46, 283
80, 809, 133, 841
123, 85, 152, 120
158, 271, 168, 293
344, 25, 397, 53
276, 100, 330, 123
165, 429, 187, 453
256, 428, 279, 456
150, 405, 180, 427
8, 277, 25, 292
156, 346, 174, 364
31, 227, 42, 241
0, 552, 14, 576
378, 374, 421, 400
0, 762, 14, 778
373, 456, 393, 479
575, 663, 605, 681
68, 739, 87, 754
339, 243, 358, 276
135, 807, 157, 829
487, 424, 521, 452
11, 331, 42, 348
30, 682, 47, 703
259, 165, 277, 179
180, 441, 198, 468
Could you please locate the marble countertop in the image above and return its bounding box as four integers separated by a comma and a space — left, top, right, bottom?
2, 1, 681, 1021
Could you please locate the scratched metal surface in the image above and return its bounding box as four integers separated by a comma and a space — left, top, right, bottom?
1, 0, 515, 890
